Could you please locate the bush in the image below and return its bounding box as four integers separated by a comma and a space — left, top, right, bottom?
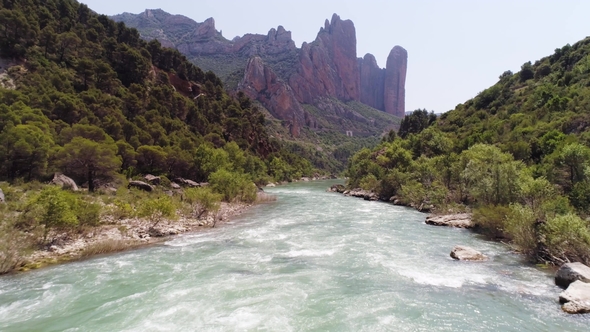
34, 186, 79, 242
504, 204, 538, 257
541, 213, 590, 264
77, 200, 101, 226
137, 196, 177, 227
472, 205, 511, 239
184, 187, 222, 218
209, 169, 257, 203
0, 213, 29, 274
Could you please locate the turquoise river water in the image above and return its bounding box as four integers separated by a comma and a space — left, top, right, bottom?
1, 180, 589, 331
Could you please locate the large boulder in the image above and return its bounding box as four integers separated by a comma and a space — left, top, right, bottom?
555, 262, 590, 289
144, 174, 161, 185
560, 281, 590, 303
174, 177, 200, 187
450, 245, 488, 261
128, 180, 154, 192
0, 188, 4, 203
328, 184, 345, 193
50, 173, 79, 191
562, 300, 590, 314
425, 214, 473, 228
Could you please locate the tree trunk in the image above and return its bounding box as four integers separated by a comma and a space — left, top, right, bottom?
88, 166, 95, 192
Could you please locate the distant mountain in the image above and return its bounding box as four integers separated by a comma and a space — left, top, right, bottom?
112, 10, 407, 139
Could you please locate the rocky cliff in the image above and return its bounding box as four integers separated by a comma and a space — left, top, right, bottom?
113, 10, 407, 135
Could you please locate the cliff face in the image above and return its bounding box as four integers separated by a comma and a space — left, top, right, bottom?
113, 10, 407, 136
359, 53, 386, 111
289, 14, 359, 104
239, 57, 305, 137
384, 46, 408, 117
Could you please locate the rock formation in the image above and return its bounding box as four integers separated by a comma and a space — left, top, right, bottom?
128, 180, 154, 192
450, 245, 488, 261
425, 214, 473, 228
555, 262, 590, 289
239, 57, 306, 136
113, 10, 407, 136
50, 173, 79, 191
559, 280, 590, 314
384, 46, 408, 117
0, 188, 4, 204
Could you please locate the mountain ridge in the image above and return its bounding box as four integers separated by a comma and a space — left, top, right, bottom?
112, 10, 407, 137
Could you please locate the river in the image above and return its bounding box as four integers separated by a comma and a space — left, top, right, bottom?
0, 180, 588, 331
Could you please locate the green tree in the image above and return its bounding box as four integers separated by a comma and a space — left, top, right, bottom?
57, 137, 122, 192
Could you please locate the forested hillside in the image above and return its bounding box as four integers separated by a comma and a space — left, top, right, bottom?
347, 37, 590, 265
0, 0, 313, 188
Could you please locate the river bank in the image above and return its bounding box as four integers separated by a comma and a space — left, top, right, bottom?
16, 201, 252, 273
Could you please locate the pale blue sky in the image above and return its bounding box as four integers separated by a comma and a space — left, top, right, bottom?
82, 0, 590, 113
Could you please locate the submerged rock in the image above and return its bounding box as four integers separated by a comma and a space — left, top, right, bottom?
450, 245, 488, 261
425, 214, 473, 228
128, 180, 154, 192
50, 173, 79, 191
555, 262, 590, 289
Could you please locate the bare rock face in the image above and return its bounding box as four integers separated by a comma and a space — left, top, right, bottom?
425, 213, 473, 228
290, 14, 360, 104
555, 262, 590, 289
384, 46, 408, 117
128, 180, 154, 192
50, 173, 79, 191
450, 245, 488, 261
240, 57, 305, 137
359, 53, 385, 111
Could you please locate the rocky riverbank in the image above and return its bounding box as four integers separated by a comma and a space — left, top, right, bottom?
19, 201, 251, 272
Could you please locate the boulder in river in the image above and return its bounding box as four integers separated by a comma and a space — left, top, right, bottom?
328, 184, 345, 193
425, 214, 473, 228
128, 180, 154, 192
555, 262, 590, 289
559, 280, 590, 314
450, 245, 488, 261
562, 300, 590, 314
345, 188, 378, 201
50, 173, 79, 191
0, 187, 4, 203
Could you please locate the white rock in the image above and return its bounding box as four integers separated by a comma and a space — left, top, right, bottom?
450, 245, 488, 261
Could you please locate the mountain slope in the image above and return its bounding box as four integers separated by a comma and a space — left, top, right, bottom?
0, 0, 314, 186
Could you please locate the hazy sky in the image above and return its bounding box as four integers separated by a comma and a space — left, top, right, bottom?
81, 0, 590, 113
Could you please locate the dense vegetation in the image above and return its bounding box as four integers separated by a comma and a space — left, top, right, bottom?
0, 0, 316, 185
347, 37, 590, 265
0, 0, 314, 273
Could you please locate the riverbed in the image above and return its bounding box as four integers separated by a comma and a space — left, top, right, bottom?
0, 180, 588, 331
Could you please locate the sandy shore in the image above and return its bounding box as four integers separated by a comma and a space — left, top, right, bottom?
21, 201, 252, 271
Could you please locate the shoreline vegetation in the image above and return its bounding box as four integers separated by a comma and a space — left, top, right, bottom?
0, 176, 335, 275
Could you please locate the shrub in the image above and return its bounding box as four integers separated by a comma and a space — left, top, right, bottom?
35, 186, 79, 242
137, 196, 177, 227
472, 205, 511, 239
209, 169, 257, 203
77, 200, 101, 226
0, 213, 29, 274
541, 213, 590, 264
184, 187, 222, 218
504, 204, 538, 257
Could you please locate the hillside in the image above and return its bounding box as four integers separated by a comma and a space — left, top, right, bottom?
0, 0, 315, 186
112, 9, 404, 158
346, 37, 590, 265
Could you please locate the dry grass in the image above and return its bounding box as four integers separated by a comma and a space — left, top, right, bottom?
256, 192, 277, 203
79, 239, 138, 258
